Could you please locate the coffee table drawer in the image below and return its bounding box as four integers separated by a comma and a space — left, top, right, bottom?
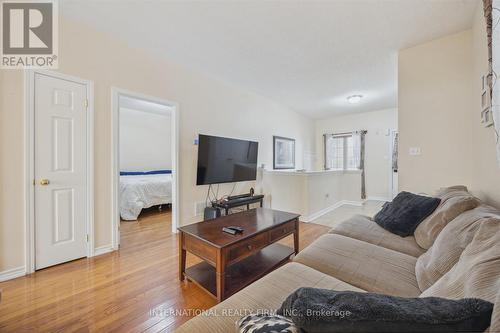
270, 220, 296, 242
184, 234, 217, 265
228, 233, 269, 264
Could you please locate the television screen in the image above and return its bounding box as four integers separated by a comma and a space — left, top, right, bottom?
196, 134, 259, 185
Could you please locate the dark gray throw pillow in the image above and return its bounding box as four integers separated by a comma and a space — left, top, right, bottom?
278, 288, 493, 333
374, 191, 441, 236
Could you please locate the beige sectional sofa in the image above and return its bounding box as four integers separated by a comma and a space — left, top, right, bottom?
177, 187, 500, 332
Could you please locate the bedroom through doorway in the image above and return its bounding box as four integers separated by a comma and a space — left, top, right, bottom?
112, 89, 179, 249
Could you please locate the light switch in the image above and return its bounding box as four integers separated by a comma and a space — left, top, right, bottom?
409, 147, 421, 156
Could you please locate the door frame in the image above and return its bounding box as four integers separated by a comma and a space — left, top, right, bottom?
24, 69, 95, 274
388, 129, 399, 199
111, 88, 180, 249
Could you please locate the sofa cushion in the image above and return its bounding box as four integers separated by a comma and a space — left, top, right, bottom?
437, 185, 469, 193
330, 214, 425, 257
176, 262, 364, 333
293, 234, 421, 297
415, 205, 500, 292
373, 192, 441, 237
420, 218, 500, 303
414, 187, 480, 249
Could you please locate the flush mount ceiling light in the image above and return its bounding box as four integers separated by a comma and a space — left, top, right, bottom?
347, 95, 363, 104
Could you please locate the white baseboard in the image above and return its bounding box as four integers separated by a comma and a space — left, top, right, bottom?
366, 196, 391, 202
301, 200, 363, 223
342, 200, 364, 207
0, 266, 26, 282
94, 245, 115, 256
0, 247, 115, 282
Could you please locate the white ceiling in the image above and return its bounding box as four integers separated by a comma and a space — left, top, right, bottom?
61, 0, 479, 119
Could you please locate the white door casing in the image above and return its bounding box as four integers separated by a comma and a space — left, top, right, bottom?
34, 73, 88, 269
111, 88, 180, 249
389, 130, 399, 199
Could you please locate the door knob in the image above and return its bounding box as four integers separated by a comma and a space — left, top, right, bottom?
40, 179, 50, 186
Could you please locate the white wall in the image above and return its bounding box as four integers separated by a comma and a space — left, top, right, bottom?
119, 108, 172, 171
470, 5, 500, 207
399, 31, 474, 195
0, 69, 24, 271
315, 108, 398, 200
398, 6, 500, 207
0, 18, 315, 273
261, 170, 362, 221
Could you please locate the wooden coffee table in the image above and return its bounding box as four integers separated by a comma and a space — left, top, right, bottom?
178, 208, 300, 302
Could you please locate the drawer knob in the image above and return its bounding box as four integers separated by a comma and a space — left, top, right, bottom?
247, 245, 252, 250
282, 229, 286, 234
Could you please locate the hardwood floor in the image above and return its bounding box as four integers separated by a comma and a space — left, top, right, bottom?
0, 209, 329, 333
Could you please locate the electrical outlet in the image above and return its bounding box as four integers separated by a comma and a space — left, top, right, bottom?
194, 201, 207, 216
409, 147, 421, 156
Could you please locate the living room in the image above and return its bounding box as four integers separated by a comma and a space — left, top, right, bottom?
1, 0, 500, 332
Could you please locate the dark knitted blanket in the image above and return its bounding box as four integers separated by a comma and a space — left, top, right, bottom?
277, 288, 493, 333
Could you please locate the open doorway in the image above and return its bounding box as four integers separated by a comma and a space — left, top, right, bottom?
111, 89, 179, 249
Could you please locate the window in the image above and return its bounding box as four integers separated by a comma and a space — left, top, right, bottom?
325, 136, 344, 170
324, 134, 359, 170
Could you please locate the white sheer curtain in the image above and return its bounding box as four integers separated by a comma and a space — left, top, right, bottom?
352, 131, 362, 169
355, 131, 367, 199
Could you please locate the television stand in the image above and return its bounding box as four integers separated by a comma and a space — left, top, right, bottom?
214, 194, 264, 215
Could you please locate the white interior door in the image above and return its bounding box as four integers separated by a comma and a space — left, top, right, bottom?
34, 73, 88, 270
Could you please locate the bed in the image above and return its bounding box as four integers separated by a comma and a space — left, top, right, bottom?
120, 170, 172, 220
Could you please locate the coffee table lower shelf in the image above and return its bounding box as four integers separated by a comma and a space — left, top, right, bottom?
184, 243, 294, 300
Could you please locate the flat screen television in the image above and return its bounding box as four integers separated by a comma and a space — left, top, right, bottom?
196, 134, 259, 185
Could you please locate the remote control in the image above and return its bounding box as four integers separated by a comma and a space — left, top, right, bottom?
222, 227, 237, 235
229, 226, 244, 233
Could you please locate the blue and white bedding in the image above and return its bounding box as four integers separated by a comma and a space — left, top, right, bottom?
120, 171, 172, 220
